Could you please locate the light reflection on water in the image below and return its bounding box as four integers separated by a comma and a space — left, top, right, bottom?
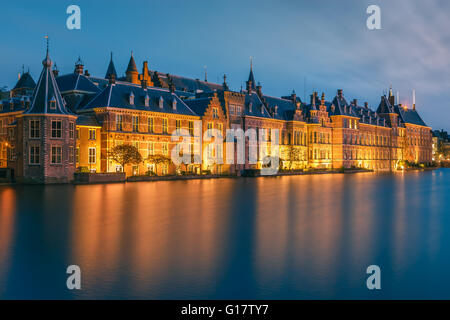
1, 169, 450, 299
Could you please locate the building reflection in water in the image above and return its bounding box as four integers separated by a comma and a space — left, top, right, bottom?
70, 180, 233, 298
0, 187, 16, 294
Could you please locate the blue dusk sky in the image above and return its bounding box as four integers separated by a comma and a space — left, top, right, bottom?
1, 0, 449, 130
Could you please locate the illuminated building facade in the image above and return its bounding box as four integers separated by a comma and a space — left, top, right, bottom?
0, 47, 433, 183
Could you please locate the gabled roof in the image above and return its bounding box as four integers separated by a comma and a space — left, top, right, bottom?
153, 72, 224, 93
56, 73, 101, 94
82, 82, 197, 116
262, 95, 298, 121
24, 50, 74, 115
184, 97, 213, 116
330, 94, 356, 116
76, 114, 101, 127
244, 93, 271, 118
13, 72, 36, 90
377, 95, 395, 114
395, 105, 428, 127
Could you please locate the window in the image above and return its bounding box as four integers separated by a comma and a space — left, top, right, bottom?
162, 142, 168, 155
162, 164, 168, 175
217, 123, 223, 136
116, 114, 123, 131
89, 129, 96, 140
76, 128, 80, 139
69, 147, 74, 163
132, 116, 139, 132
29, 146, 40, 164
148, 117, 154, 133
76, 148, 80, 163
176, 120, 181, 133
148, 142, 154, 156
162, 118, 168, 134
189, 121, 194, 136
212, 107, 219, 119
69, 122, 75, 139
207, 122, 213, 137
51, 120, 62, 138
51, 146, 62, 164
49, 97, 56, 110
29, 120, 40, 139
88, 148, 96, 164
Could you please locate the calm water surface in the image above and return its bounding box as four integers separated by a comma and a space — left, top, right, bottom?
1, 169, 450, 299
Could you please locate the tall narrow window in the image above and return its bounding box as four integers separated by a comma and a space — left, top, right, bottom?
188, 121, 194, 136
148, 142, 154, 156
88, 147, 96, 164
51, 120, 62, 138
51, 146, 62, 164
76, 148, 80, 163
29, 120, 40, 139
132, 116, 139, 132
162, 118, 168, 134
89, 129, 96, 140
69, 147, 74, 163
212, 107, 219, 119
175, 120, 181, 134
162, 142, 168, 155
148, 117, 154, 133
29, 146, 40, 164
69, 122, 75, 139
116, 114, 123, 131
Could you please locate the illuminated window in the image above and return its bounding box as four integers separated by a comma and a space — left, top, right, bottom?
76, 148, 79, 163
89, 129, 96, 140
148, 117, 154, 133
148, 142, 154, 156
88, 147, 96, 164
176, 120, 181, 133
51, 120, 62, 138
116, 114, 123, 131
162, 142, 168, 155
189, 121, 194, 136
132, 116, 139, 132
162, 118, 168, 134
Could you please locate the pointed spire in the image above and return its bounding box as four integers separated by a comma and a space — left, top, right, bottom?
105, 51, 117, 79
223, 74, 229, 90
246, 56, 256, 91
413, 89, 416, 110
204, 65, 207, 82
126, 51, 138, 73
74, 55, 84, 74
25, 40, 72, 115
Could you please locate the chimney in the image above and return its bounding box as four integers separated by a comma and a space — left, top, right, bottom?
256, 82, 262, 97
337, 89, 343, 98
352, 99, 358, 106
141, 79, 147, 90
74, 56, 84, 75
84, 70, 90, 77
109, 73, 116, 84
364, 102, 368, 108
321, 92, 325, 105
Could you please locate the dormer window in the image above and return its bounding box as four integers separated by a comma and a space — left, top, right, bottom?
144, 94, 149, 107
248, 102, 253, 113
129, 92, 135, 105
9, 100, 14, 111
49, 96, 56, 110
159, 97, 164, 109
172, 98, 177, 110
274, 106, 278, 115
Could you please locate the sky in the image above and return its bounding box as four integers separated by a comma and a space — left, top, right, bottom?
1, 0, 449, 130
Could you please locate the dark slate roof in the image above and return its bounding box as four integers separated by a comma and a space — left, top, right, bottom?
262, 95, 298, 121
126, 54, 138, 73
24, 51, 74, 115
244, 92, 272, 118
153, 72, 224, 93
395, 105, 428, 127
184, 97, 213, 116
82, 82, 197, 116
105, 53, 117, 79
76, 114, 101, 127
329, 94, 356, 116
376, 95, 395, 114
350, 104, 388, 127
0, 97, 28, 114
56, 73, 101, 94
13, 72, 36, 90
63, 92, 98, 112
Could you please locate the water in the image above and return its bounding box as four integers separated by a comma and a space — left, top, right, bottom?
1, 169, 450, 299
